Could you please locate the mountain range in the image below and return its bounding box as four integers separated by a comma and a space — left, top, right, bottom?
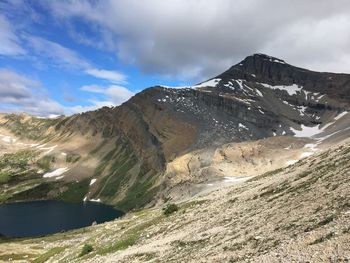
0, 53, 349, 212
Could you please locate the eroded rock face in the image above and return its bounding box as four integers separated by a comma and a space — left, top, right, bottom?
220, 53, 350, 102
56, 54, 350, 160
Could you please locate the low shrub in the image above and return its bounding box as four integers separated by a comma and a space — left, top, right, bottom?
79, 244, 93, 257
163, 203, 178, 216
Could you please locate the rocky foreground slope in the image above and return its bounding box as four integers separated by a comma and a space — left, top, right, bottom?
1, 136, 349, 262
1, 54, 350, 211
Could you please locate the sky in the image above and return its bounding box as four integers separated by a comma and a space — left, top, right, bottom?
1, 0, 350, 117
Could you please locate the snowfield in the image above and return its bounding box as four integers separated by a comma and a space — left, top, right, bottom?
259, 83, 302, 96
194, 78, 221, 88
90, 178, 97, 186
43, 167, 69, 178
290, 125, 322, 138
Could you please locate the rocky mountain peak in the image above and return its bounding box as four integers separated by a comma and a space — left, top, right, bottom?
239, 53, 288, 68
212, 54, 350, 102
216, 53, 293, 85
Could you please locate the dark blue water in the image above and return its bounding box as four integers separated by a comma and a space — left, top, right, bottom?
0, 200, 123, 238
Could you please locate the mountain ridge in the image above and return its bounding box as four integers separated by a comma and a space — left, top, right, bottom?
216, 53, 350, 102
0, 54, 350, 211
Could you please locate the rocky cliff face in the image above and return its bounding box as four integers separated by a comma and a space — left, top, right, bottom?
220, 53, 350, 102
1, 54, 350, 210
139, 54, 349, 148
55, 53, 350, 151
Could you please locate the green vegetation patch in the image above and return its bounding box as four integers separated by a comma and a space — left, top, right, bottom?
98, 215, 163, 255
0, 150, 39, 187
116, 175, 159, 211
93, 139, 160, 211
58, 179, 90, 203
93, 144, 124, 178
36, 155, 55, 172
0, 253, 36, 261
0, 171, 11, 184
54, 117, 70, 131
79, 244, 93, 257
32, 247, 65, 263
97, 146, 137, 200
4, 114, 60, 140
92, 138, 161, 211
163, 203, 179, 216
8, 179, 89, 203
0, 192, 12, 202
7, 182, 55, 202
100, 233, 138, 254
0, 150, 37, 171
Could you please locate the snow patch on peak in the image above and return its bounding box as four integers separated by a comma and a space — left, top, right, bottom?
269, 58, 286, 64
238, 123, 249, 130
259, 83, 302, 96
255, 89, 263, 97
195, 78, 221, 88
253, 54, 286, 64
161, 78, 221, 90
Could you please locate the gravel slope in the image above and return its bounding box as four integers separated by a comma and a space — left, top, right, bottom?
1, 137, 350, 262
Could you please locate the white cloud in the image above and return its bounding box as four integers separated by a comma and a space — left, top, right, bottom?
263, 14, 350, 73
85, 68, 127, 84
26, 35, 90, 69
80, 85, 104, 93
80, 84, 134, 106
0, 69, 37, 99
45, 0, 350, 80
0, 15, 26, 56
105, 86, 135, 104
0, 69, 65, 116
68, 100, 114, 114
0, 19, 129, 115
25, 36, 128, 84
